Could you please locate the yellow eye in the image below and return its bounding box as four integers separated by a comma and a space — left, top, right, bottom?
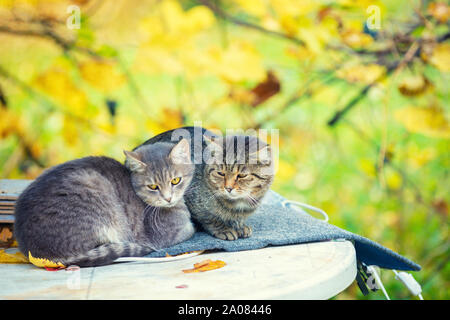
171, 177, 181, 185
148, 184, 159, 190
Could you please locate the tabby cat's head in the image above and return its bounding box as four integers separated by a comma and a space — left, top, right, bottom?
124, 139, 194, 208
203, 135, 274, 210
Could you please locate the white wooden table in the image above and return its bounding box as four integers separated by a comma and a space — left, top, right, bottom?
0, 240, 356, 300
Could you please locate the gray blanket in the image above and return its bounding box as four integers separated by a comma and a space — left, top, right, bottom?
147, 190, 421, 272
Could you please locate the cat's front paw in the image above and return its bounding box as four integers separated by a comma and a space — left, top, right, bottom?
237, 225, 252, 238
213, 228, 239, 241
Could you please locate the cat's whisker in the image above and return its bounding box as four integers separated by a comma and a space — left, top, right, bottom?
142, 204, 152, 216
246, 194, 259, 208
152, 207, 163, 235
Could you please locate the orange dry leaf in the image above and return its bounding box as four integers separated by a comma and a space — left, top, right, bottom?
249, 70, 281, 107
194, 259, 212, 268
229, 70, 281, 107
182, 259, 226, 273
0, 226, 13, 244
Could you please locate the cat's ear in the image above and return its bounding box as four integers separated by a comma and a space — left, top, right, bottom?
124, 150, 147, 173
169, 138, 191, 164
249, 145, 272, 165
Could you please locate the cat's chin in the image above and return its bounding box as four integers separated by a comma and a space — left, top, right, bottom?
161, 202, 178, 208
220, 193, 253, 205
142, 199, 179, 209
218, 195, 255, 213
153, 202, 178, 209
219, 192, 244, 201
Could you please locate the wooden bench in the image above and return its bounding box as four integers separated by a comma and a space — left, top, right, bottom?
0, 179, 357, 299
0, 179, 32, 247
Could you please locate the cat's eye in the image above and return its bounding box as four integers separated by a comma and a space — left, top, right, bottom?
148, 184, 159, 190
217, 171, 225, 176
237, 173, 247, 179
171, 177, 181, 185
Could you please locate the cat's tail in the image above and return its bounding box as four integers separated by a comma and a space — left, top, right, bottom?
63, 242, 155, 267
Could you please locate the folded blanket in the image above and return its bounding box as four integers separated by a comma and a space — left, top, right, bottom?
147, 190, 421, 272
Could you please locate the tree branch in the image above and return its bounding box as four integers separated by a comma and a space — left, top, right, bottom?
254, 74, 337, 129
327, 84, 371, 126
327, 38, 424, 127
198, 0, 304, 46
0, 25, 100, 58
0, 21, 155, 126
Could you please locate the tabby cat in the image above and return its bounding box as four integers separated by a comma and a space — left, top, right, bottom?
14, 139, 195, 267
136, 127, 274, 240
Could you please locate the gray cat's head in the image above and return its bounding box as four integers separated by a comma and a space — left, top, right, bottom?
203, 134, 274, 209
124, 139, 194, 208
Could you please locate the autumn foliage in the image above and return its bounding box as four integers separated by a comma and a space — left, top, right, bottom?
0, 0, 448, 299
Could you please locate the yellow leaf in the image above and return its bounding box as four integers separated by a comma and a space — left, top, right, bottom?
385, 169, 402, 190
145, 108, 184, 135
140, 0, 214, 44
270, 0, 319, 18
0, 250, 29, 264
206, 41, 265, 83
28, 251, 65, 269
79, 60, 126, 92
232, 0, 267, 18
161, 108, 184, 129
398, 75, 432, 96
116, 115, 139, 137
0, 108, 22, 139
405, 144, 436, 169
341, 29, 373, 49
296, 17, 337, 54
428, 2, 450, 24
34, 68, 91, 118
336, 64, 385, 84
134, 47, 185, 75
429, 43, 450, 72
359, 159, 377, 177
394, 105, 450, 139
298, 27, 323, 54
273, 159, 297, 188
228, 88, 257, 105
183, 5, 216, 33
62, 116, 79, 146
312, 85, 339, 105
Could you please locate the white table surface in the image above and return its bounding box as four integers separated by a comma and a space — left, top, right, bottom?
0, 240, 356, 300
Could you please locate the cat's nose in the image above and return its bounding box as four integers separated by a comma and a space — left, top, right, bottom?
225, 187, 233, 193
164, 196, 172, 203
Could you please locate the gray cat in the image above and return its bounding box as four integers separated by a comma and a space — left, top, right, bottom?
136, 127, 274, 241
14, 139, 195, 267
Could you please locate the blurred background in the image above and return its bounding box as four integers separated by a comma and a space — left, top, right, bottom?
0, 0, 448, 299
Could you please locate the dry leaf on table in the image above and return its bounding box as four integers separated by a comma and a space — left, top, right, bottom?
182, 259, 226, 273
